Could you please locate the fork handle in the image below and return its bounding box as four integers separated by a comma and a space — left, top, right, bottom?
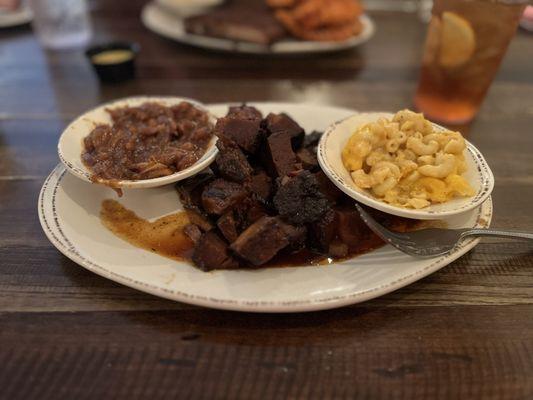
460, 228, 533, 242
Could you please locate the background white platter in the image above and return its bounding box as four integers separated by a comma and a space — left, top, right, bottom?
141, 1, 375, 55
0, 6, 31, 28
39, 103, 493, 313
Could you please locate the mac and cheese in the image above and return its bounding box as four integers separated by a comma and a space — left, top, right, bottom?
342, 110, 474, 209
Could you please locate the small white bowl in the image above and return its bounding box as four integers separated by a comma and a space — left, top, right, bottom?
58, 96, 218, 189
317, 112, 495, 220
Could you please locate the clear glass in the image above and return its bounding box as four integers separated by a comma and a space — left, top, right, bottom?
414, 0, 526, 124
28, 0, 91, 50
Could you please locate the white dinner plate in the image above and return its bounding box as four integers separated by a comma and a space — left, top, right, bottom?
39, 103, 493, 313
0, 6, 31, 28
140, 1, 375, 55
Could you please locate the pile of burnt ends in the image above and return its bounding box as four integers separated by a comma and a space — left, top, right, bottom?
177, 105, 377, 271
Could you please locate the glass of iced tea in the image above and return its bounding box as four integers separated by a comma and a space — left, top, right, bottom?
414, 0, 527, 124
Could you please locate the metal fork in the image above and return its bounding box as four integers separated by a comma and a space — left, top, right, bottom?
355, 204, 533, 258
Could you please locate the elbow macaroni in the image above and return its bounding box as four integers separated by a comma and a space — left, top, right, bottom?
342, 110, 475, 209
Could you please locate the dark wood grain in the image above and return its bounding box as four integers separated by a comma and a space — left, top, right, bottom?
1, 0, 532, 398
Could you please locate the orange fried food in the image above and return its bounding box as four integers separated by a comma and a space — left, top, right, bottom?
276, 9, 363, 42
269, 0, 364, 42
290, 0, 362, 30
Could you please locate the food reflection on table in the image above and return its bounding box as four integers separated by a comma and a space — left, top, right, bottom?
101, 104, 423, 272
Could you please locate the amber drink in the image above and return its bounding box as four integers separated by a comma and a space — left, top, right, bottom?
415, 0, 526, 124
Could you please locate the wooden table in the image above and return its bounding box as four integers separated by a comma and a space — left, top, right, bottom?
1, 1, 532, 398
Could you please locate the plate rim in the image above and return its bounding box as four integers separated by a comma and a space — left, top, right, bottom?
39, 102, 494, 313
140, 1, 375, 55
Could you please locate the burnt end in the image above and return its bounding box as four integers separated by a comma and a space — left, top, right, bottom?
264, 113, 305, 150
176, 172, 214, 213
296, 147, 319, 171
273, 171, 330, 225
233, 198, 268, 230
227, 104, 263, 120
250, 171, 273, 203
230, 216, 305, 266
217, 211, 239, 243
218, 198, 268, 243
314, 170, 344, 204
215, 137, 253, 183
303, 131, 323, 149
215, 116, 263, 154
177, 105, 392, 271
262, 131, 299, 178
285, 224, 308, 252
192, 231, 240, 271
307, 209, 338, 253
335, 206, 371, 247
201, 179, 248, 215
185, 210, 213, 232
183, 224, 202, 244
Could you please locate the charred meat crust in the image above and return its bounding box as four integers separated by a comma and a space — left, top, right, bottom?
176, 171, 214, 214
314, 170, 344, 204
201, 178, 248, 215
217, 211, 240, 243
192, 231, 240, 271
335, 206, 370, 247
228, 104, 263, 120
296, 147, 319, 172
249, 171, 273, 203
215, 137, 253, 183
261, 131, 299, 178
273, 170, 330, 225
307, 208, 338, 253
175, 105, 404, 271
303, 130, 323, 149
263, 112, 305, 150
215, 114, 263, 154
230, 216, 306, 266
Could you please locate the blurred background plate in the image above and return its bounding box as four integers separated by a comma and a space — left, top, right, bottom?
0, 5, 31, 28
141, 1, 375, 55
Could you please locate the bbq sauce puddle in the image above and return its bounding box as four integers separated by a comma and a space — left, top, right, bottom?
100, 199, 194, 261
100, 200, 434, 269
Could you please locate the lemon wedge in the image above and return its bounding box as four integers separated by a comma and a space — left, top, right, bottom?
422, 16, 442, 65
439, 11, 476, 68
